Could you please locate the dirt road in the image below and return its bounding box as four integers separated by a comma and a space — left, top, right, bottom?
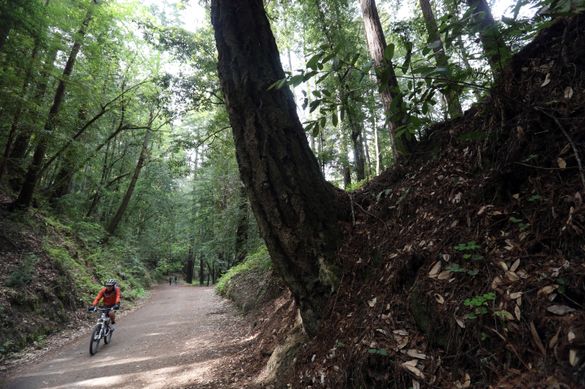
1, 285, 251, 388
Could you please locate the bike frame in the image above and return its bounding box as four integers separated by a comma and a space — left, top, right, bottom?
94, 308, 112, 338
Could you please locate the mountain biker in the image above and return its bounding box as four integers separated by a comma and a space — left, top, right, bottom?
90, 279, 121, 327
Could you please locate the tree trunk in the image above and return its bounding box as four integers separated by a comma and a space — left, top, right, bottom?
7, 45, 59, 190
199, 255, 205, 286
466, 0, 511, 77
359, 0, 412, 158
233, 183, 249, 265
13, 5, 94, 209
350, 115, 366, 181
419, 0, 463, 118
0, 43, 41, 181
106, 127, 151, 235
211, 0, 348, 336
185, 247, 194, 284
86, 138, 112, 217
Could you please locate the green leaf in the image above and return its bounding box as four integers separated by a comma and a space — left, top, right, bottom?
306, 54, 321, 70
331, 112, 338, 127
267, 78, 286, 91
289, 74, 304, 86
309, 99, 321, 113
383, 43, 395, 61
401, 42, 413, 73
367, 348, 389, 356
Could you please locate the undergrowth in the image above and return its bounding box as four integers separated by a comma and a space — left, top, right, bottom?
0, 208, 154, 357
216, 245, 271, 295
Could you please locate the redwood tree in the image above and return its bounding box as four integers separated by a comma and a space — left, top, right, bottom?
359, 0, 412, 158
211, 0, 348, 335
419, 0, 463, 118
466, 0, 511, 76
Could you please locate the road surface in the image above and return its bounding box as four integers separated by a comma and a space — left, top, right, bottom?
1, 285, 250, 388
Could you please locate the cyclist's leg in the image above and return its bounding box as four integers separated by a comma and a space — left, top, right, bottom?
107, 307, 116, 324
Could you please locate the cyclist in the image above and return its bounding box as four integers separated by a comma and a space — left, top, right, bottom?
90, 279, 121, 328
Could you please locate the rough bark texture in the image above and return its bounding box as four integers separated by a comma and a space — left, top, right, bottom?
359, 0, 412, 157
233, 183, 249, 265
106, 127, 151, 235
211, 0, 348, 336
14, 6, 93, 209
419, 0, 463, 118
466, 0, 511, 76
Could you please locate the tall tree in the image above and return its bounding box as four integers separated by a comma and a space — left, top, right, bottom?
5, 44, 59, 190
359, 0, 412, 158
466, 0, 511, 76
211, 0, 348, 335
106, 126, 151, 235
419, 0, 463, 118
13, 2, 95, 209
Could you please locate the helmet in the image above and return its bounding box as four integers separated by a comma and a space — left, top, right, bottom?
105, 279, 117, 286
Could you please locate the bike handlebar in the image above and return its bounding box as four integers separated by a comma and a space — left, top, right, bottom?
88, 306, 119, 313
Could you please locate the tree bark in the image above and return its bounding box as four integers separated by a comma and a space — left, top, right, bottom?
13, 5, 94, 209
419, 0, 463, 118
199, 255, 205, 286
466, 0, 511, 77
106, 127, 151, 235
233, 183, 249, 265
211, 0, 348, 336
359, 0, 413, 158
185, 247, 194, 284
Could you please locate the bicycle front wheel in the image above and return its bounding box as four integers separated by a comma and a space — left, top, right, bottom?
104, 325, 112, 344
89, 325, 101, 355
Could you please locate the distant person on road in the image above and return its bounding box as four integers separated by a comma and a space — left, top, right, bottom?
91, 279, 121, 326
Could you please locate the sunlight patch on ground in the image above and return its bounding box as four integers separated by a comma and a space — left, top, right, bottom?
88, 356, 153, 369
50, 374, 125, 388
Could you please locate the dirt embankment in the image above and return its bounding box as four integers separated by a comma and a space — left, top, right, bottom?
287, 14, 585, 388
213, 14, 585, 389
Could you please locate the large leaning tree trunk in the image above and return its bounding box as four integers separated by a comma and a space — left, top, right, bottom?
211, 0, 348, 336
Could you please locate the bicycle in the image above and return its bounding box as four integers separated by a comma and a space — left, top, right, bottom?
87, 306, 116, 355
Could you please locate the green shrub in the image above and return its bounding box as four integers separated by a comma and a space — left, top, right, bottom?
7, 254, 39, 288
216, 245, 271, 295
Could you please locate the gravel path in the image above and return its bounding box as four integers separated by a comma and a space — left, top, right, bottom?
1, 285, 250, 388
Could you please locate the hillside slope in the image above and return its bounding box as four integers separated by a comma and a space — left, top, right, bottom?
284, 13, 585, 388
0, 193, 152, 362
213, 14, 585, 389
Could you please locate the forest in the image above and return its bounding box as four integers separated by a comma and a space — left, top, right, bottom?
1, 0, 584, 387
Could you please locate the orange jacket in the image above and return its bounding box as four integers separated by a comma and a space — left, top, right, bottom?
92, 286, 121, 306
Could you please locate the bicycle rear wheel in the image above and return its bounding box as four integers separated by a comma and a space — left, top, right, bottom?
89, 325, 101, 355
